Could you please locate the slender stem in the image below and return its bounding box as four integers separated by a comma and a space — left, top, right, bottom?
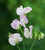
23, 40, 25, 50
17, 44, 20, 50
30, 39, 36, 50
20, 28, 25, 50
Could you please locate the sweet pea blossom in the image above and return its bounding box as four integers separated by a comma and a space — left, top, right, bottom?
38, 32, 44, 40
24, 25, 33, 39
20, 15, 28, 24
8, 33, 23, 46
16, 6, 32, 16
20, 15, 28, 28
11, 19, 20, 30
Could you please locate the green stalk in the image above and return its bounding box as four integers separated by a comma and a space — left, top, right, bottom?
30, 39, 36, 50
30, 30, 38, 50
17, 44, 20, 50
20, 28, 25, 50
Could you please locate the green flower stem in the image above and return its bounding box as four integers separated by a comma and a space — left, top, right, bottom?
17, 44, 20, 50
20, 28, 25, 50
30, 39, 36, 50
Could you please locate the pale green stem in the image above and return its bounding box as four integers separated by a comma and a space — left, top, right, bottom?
17, 44, 20, 50
30, 39, 36, 50
20, 28, 25, 50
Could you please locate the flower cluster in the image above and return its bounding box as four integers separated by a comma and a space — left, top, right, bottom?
8, 6, 44, 46
11, 6, 32, 29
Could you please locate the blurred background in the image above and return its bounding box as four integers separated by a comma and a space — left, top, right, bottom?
0, 0, 45, 50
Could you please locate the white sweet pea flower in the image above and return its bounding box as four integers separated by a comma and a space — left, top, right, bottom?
16, 5, 32, 16
38, 32, 44, 40
24, 25, 33, 39
8, 33, 23, 46
11, 19, 20, 30
20, 15, 28, 24
20, 15, 28, 28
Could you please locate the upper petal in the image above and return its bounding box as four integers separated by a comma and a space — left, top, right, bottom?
29, 25, 33, 31
16, 6, 24, 15
18, 37, 23, 42
20, 15, 28, 24
13, 33, 21, 39
13, 33, 23, 42
23, 7, 32, 14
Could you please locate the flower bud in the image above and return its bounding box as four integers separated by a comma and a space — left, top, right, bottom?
38, 32, 44, 40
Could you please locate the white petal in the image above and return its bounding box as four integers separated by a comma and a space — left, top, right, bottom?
29, 32, 32, 38
29, 25, 33, 31
29, 25, 33, 35
20, 15, 28, 24
20, 22, 26, 28
13, 33, 21, 39
9, 38, 16, 46
16, 6, 24, 15
18, 37, 23, 42
23, 7, 32, 14
24, 28, 30, 39
11, 19, 20, 30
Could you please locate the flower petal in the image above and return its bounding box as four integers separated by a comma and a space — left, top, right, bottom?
24, 28, 30, 39
12, 33, 21, 39
29, 25, 33, 38
18, 37, 23, 42
23, 7, 32, 14
20, 22, 26, 28
29, 25, 33, 32
9, 38, 16, 46
16, 6, 24, 15
11, 19, 20, 30
20, 15, 28, 24
29, 32, 32, 38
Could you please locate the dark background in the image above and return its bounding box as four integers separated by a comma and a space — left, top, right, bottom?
0, 0, 45, 50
